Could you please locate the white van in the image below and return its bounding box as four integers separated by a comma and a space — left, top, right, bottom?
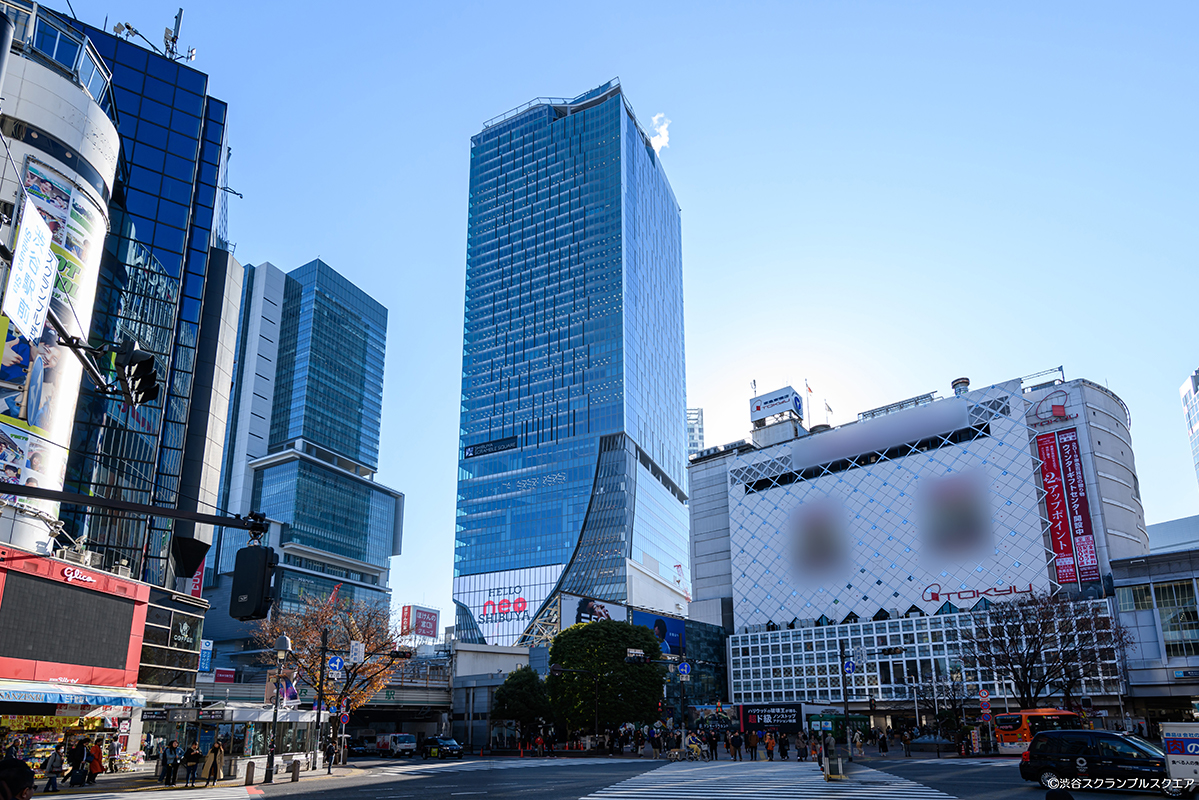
383, 733, 417, 757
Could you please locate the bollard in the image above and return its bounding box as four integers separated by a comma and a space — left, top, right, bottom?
244, 761, 255, 786
290, 761, 300, 782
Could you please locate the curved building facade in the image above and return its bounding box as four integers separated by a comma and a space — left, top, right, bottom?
453, 80, 690, 646
0, 4, 118, 552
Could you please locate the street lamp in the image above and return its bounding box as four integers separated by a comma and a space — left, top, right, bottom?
264, 634, 292, 784
550, 664, 599, 748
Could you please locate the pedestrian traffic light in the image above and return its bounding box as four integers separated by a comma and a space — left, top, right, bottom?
229, 544, 277, 620
113, 339, 159, 406
869, 697, 876, 712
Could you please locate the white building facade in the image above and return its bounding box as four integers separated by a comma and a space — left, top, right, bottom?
690, 372, 1145, 714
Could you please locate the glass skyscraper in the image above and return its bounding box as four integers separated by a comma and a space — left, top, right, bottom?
204, 259, 402, 660
453, 80, 690, 647
58, 16, 237, 588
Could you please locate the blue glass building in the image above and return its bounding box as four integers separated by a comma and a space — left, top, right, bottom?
57, 14, 238, 587
205, 259, 402, 658
453, 80, 690, 646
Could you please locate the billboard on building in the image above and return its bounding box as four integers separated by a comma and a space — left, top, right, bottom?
1054, 428, 1101, 583
631, 609, 686, 656
452, 564, 564, 646
750, 386, 802, 424
400, 605, 440, 637
1038, 430, 1078, 585
560, 594, 627, 626
739, 702, 806, 733
0, 158, 107, 516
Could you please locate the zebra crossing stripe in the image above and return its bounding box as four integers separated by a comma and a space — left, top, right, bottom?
66, 788, 250, 800
580, 762, 959, 799
907, 758, 1014, 767
376, 758, 638, 775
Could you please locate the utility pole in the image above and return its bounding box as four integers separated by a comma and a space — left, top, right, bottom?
839, 640, 852, 762
315, 628, 328, 770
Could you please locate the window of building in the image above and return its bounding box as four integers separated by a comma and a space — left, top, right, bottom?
1116, 584, 1154, 612
1155, 580, 1199, 658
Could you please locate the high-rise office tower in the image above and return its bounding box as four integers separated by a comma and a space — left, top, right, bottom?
55, 13, 238, 589
686, 408, 705, 458
1181, 369, 1199, 491
453, 80, 690, 647
204, 259, 403, 663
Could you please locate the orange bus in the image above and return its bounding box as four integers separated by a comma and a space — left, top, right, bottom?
994, 709, 1084, 753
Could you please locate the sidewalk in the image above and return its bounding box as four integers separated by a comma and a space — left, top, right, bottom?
37, 765, 362, 794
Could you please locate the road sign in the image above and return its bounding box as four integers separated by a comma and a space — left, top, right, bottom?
680, 674, 691, 682
328, 656, 344, 672
339, 713, 350, 725
845, 660, 855, 675
979, 689, 990, 699
980, 702, 991, 711
329, 670, 344, 682
677, 662, 692, 675
627, 648, 644, 657
981, 714, 992, 722
349, 641, 365, 663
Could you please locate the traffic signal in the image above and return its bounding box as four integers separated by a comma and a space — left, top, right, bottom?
625, 654, 651, 664
869, 696, 877, 712
878, 646, 906, 656
229, 544, 277, 620
391, 649, 414, 659
114, 339, 159, 405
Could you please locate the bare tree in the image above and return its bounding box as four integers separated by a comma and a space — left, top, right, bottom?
959, 593, 1130, 711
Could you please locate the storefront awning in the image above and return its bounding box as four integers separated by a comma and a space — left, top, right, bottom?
0, 680, 146, 707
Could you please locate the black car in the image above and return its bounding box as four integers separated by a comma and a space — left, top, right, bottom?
1020, 729, 1185, 796
421, 737, 464, 760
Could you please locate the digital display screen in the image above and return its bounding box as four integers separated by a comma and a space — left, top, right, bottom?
0, 572, 135, 669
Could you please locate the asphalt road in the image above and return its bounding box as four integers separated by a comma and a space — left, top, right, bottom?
253, 757, 663, 800
860, 754, 1171, 800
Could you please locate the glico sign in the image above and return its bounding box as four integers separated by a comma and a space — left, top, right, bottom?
922, 583, 1035, 603
479, 586, 530, 625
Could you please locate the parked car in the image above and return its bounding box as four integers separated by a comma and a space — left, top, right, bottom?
1020, 729, 1184, 796
421, 737, 464, 760
387, 733, 417, 757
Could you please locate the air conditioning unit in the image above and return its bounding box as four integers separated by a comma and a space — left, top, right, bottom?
113, 564, 132, 578
62, 549, 97, 567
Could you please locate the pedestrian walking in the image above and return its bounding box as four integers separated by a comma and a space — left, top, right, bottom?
41, 745, 63, 793
162, 740, 183, 786
745, 730, 758, 761
902, 730, 912, 757
324, 740, 336, 774
730, 731, 743, 761
879, 733, 889, 756
778, 733, 789, 761
182, 744, 202, 787
707, 730, 718, 761
853, 729, 863, 757
64, 740, 85, 788
765, 732, 775, 761
650, 730, 661, 760
201, 741, 224, 787
85, 740, 103, 785
106, 739, 120, 775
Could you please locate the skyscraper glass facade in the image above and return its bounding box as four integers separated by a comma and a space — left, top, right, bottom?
269, 260, 385, 470
61, 21, 231, 585
1181, 370, 1199, 490
453, 80, 689, 646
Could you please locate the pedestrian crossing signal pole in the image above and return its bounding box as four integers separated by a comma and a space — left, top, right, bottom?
840, 640, 852, 762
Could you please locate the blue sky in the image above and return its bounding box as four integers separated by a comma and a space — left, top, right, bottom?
80, 1, 1197, 618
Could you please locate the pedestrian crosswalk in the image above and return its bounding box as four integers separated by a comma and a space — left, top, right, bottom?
580, 762, 960, 799
373, 757, 639, 776
58, 789, 250, 800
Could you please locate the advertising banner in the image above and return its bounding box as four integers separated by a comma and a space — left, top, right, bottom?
451, 564, 564, 646
400, 605, 440, 637
0, 158, 107, 516
561, 594, 627, 626
1036, 432, 1077, 585
631, 609, 686, 656
1055, 428, 1101, 583
198, 640, 213, 672
739, 703, 805, 733
3, 196, 55, 342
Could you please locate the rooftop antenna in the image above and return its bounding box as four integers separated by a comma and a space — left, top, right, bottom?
751, 380, 757, 394
162, 9, 197, 62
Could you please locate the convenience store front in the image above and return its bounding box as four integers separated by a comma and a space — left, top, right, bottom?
0, 685, 144, 773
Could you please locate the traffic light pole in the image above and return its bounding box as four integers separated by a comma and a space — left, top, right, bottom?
0, 481, 268, 536
840, 640, 851, 762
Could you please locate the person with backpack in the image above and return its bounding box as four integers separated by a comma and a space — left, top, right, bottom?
40, 745, 63, 793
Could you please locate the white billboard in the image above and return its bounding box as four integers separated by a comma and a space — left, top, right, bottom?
3, 196, 56, 342
452, 564, 564, 646
750, 386, 802, 423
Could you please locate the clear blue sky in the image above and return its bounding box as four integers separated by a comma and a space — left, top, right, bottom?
79, 1, 1198, 618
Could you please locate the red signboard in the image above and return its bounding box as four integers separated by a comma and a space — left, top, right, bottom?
1037, 432, 1078, 585
0, 548, 149, 688
214, 668, 235, 684
1056, 428, 1101, 582
400, 605, 439, 638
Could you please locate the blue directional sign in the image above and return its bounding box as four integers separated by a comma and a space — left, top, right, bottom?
677, 662, 692, 675
845, 661, 855, 675
328, 656, 344, 672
